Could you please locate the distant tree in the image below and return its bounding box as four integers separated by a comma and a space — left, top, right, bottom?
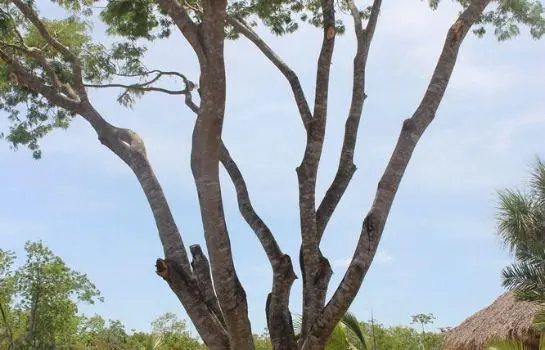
363, 321, 442, 350
150, 312, 205, 350
0, 241, 102, 349
2, 0, 544, 348
411, 313, 436, 334
0, 249, 16, 349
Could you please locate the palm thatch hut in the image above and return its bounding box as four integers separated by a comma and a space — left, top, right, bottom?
443, 291, 541, 349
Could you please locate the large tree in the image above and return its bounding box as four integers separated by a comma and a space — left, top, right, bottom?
1, 0, 543, 349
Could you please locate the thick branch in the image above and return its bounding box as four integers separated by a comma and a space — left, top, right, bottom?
77, 107, 229, 349
316, 0, 382, 239
227, 16, 312, 129
183, 80, 296, 349
156, 259, 229, 349
190, 1, 254, 347
4, 30, 229, 346
190, 245, 226, 328
299, 0, 336, 339
302, 1, 492, 348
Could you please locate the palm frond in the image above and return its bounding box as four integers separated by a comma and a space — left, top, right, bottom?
497, 189, 541, 251
327, 323, 350, 350
502, 259, 545, 297
341, 312, 367, 350
530, 157, 545, 207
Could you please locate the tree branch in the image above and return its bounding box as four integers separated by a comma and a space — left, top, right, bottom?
182, 76, 296, 349
156, 258, 230, 349
85, 83, 188, 95
0, 49, 81, 112
85, 70, 196, 96
302, 1, 492, 348
0, 40, 65, 93
77, 108, 230, 349
316, 0, 382, 240
155, 0, 206, 64
189, 0, 254, 347
227, 16, 312, 129
2, 17, 229, 345
190, 244, 226, 328
298, 0, 336, 339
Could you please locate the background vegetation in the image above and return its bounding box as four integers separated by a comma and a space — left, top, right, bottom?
0, 242, 443, 349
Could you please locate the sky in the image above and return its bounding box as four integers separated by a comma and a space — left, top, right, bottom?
1, 0, 545, 336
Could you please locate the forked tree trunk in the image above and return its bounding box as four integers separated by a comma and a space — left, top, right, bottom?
1, 0, 492, 349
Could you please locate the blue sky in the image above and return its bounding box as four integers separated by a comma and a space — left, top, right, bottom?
1, 0, 545, 336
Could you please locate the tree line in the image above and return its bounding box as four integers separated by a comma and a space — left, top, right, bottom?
0, 242, 443, 349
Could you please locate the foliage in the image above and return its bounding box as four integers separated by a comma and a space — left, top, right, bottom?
485, 336, 545, 350
0, 241, 206, 349
0, 1, 544, 158
496, 158, 545, 328
0, 241, 102, 348
359, 320, 443, 350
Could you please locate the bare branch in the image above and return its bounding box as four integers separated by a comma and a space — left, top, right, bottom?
85, 70, 197, 97
227, 16, 312, 129
316, 0, 382, 239
302, 1, 492, 348
85, 83, 187, 95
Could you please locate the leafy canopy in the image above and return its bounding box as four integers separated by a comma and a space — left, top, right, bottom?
1, 0, 545, 159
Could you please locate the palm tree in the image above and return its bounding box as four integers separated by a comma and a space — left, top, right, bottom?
497, 158, 545, 327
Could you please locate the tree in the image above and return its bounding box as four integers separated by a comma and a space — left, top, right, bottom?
0, 249, 16, 349
1, 0, 544, 348
0, 241, 102, 349
496, 158, 545, 330
150, 312, 204, 350
411, 313, 436, 334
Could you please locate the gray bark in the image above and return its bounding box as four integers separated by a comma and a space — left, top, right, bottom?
298, 0, 336, 339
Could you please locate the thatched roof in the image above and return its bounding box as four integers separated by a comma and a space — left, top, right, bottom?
443, 291, 541, 350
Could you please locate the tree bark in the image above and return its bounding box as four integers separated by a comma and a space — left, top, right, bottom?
316, 0, 382, 240
299, 0, 336, 339
302, 1, 491, 348
189, 1, 254, 348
